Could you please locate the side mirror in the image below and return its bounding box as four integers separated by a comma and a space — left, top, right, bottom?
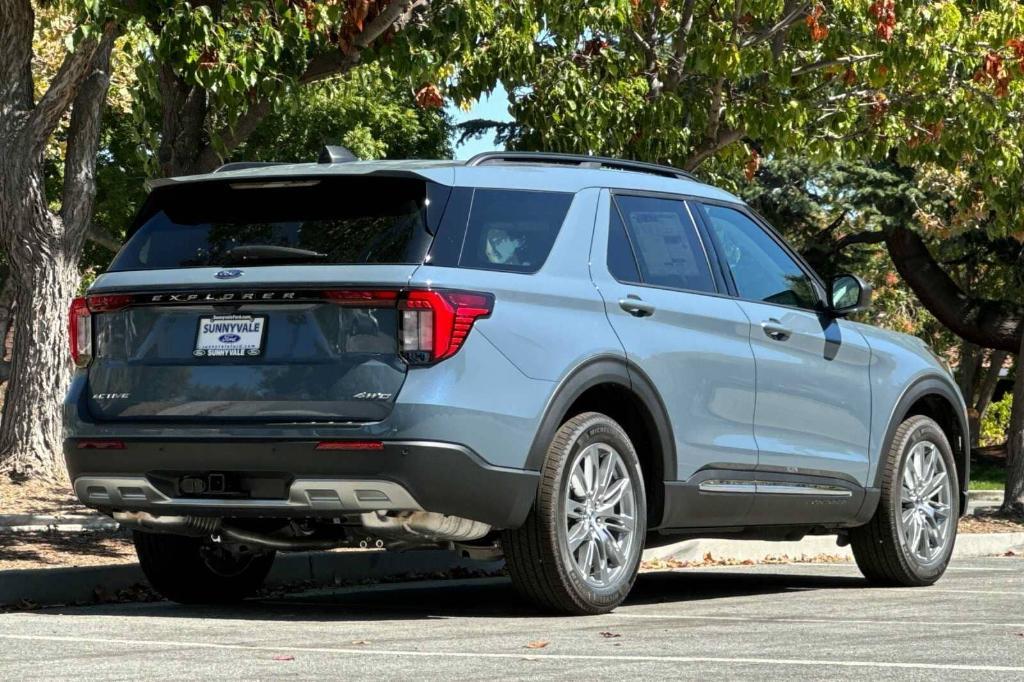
829, 274, 872, 316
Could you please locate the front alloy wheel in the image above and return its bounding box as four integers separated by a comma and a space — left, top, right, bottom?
850, 414, 959, 586
896, 439, 954, 565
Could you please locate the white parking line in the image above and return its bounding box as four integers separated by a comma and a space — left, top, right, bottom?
0, 633, 1022, 673
611, 613, 1024, 628
925, 588, 1024, 596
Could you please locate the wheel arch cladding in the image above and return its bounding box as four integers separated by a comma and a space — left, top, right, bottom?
526, 356, 677, 528
875, 375, 970, 516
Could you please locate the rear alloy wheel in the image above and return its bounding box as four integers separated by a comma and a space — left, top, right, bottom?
503, 412, 646, 614
850, 415, 959, 586
134, 531, 276, 604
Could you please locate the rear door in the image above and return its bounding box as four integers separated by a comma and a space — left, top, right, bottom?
589, 190, 758, 526
85, 175, 444, 423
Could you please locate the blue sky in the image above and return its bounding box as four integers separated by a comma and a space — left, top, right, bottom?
445, 82, 513, 159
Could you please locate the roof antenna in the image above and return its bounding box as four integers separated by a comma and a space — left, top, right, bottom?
318, 145, 357, 164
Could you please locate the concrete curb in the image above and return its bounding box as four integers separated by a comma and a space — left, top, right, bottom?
0, 549, 501, 608
641, 532, 1024, 564
0, 514, 119, 533
968, 490, 1004, 502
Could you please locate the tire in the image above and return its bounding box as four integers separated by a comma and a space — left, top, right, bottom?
133, 530, 276, 604
850, 415, 959, 586
502, 412, 647, 615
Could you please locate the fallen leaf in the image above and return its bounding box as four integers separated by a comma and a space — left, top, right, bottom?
525, 641, 550, 649
1005, 550, 1018, 557
599, 631, 621, 639
272, 655, 295, 662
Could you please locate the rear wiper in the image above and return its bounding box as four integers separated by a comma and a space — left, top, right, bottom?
219, 245, 328, 264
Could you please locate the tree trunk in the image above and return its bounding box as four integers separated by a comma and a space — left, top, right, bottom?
885, 224, 1024, 353
0, 278, 17, 383
0, 9, 115, 482
0, 240, 79, 481
1001, 330, 1024, 516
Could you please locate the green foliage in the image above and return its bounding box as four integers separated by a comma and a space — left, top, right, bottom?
970, 458, 1007, 490
237, 65, 453, 163
451, 1, 1024, 242
981, 391, 1014, 447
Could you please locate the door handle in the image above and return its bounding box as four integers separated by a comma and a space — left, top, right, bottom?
761, 318, 792, 341
618, 297, 656, 317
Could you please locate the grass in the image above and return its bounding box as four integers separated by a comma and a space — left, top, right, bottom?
970, 459, 1006, 491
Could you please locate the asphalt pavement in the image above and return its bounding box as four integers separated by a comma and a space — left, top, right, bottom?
1, 556, 1022, 680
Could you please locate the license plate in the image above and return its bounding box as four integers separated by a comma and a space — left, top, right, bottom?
194, 315, 266, 357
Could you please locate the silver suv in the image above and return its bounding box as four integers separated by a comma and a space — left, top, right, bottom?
65, 151, 969, 614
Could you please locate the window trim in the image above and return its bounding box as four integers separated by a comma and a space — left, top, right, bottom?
695, 199, 828, 313
606, 189, 723, 296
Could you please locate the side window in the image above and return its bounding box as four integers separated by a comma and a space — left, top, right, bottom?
457, 189, 574, 273
612, 195, 715, 293
702, 205, 819, 310
607, 204, 641, 283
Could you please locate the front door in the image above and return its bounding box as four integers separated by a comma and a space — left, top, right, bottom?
696, 203, 873, 489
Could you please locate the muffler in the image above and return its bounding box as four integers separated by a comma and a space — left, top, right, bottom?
360, 511, 490, 544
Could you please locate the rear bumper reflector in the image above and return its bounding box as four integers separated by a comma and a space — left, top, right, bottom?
76, 439, 126, 450
315, 440, 385, 451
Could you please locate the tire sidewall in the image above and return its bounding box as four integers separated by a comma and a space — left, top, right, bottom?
887, 418, 959, 582
550, 414, 647, 610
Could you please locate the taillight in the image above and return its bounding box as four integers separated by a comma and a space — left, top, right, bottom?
400, 290, 493, 364
69, 294, 134, 367
69, 297, 91, 368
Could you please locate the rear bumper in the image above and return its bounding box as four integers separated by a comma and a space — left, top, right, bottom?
64, 439, 538, 529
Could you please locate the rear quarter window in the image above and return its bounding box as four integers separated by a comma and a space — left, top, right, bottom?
430, 189, 574, 273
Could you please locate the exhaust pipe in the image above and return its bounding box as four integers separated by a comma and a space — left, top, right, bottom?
113, 511, 346, 551
113, 511, 220, 536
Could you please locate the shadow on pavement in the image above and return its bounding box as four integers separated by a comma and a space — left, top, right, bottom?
33, 567, 868, 622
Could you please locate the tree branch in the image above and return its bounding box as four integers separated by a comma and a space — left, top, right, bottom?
740, 3, 810, 48
885, 223, 1024, 353
60, 34, 116, 243
664, 0, 697, 92
192, 98, 271, 174
833, 229, 885, 251
683, 128, 744, 171
26, 21, 117, 151
792, 53, 881, 78
299, 0, 425, 85
87, 224, 122, 253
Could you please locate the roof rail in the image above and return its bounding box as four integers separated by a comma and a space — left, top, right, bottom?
465, 151, 699, 182
213, 161, 288, 173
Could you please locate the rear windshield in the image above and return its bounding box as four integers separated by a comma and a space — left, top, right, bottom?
109, 177, 440, 272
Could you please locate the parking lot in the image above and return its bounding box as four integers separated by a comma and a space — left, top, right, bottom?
1, 556, 1022, 680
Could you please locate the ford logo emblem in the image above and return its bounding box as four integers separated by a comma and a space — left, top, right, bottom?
215, 269, 243, 280
219, 334, 241, 343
